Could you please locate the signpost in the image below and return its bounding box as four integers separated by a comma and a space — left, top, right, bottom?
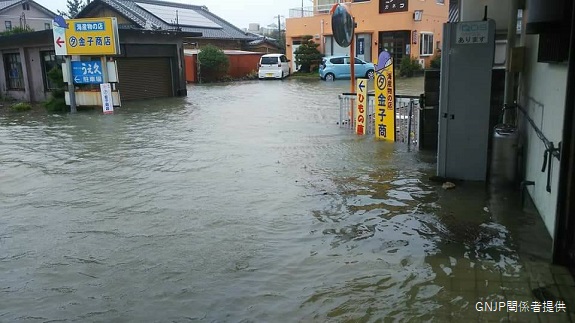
355, 79, 368, 135
375, 51, 395, 141
52, 16, 120, 113
100, 83, 113, 114
52, 17, 120, 56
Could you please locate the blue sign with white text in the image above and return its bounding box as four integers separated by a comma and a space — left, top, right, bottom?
71, 61, 103, 84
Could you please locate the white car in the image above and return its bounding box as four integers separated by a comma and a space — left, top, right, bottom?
258, 54, 290, 79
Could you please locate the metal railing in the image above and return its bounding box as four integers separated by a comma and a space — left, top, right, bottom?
338, 93, 420, 149
288, 4, 336, 18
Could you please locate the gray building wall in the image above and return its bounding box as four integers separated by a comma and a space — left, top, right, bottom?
0, 3, 53, 32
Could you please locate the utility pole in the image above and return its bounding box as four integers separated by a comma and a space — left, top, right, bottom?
274, 15, 284, 53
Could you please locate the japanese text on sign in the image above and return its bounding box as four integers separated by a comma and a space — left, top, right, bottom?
355, 79, 368, 135
374, 60, 395, 141
381, 0, 408, 13
74, 22, 105, 31
71, 61, 103, 84
456, 21, 489, 45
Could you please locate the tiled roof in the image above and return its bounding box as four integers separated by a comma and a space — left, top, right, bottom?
80, 0, 256, 40
0, 0, 19, 11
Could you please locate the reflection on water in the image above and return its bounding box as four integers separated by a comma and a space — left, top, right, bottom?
0, 78, 552, 322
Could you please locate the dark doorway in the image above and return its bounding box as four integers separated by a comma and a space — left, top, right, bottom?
378, 30, 411, 65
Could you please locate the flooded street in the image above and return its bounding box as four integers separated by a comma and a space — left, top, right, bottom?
0, 78, 568, 322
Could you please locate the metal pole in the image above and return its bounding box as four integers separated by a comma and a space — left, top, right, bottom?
101, 56, 108, 82
350, 19, 355, 94
65, 56, 76, 113
503, 0, 519, 123
407, 99, 413, 150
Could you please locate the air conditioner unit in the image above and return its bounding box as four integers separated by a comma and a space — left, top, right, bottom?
314, 34, 320, 39
418, 59, 425, 68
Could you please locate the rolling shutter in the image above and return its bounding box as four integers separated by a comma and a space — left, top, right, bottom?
116, 57, 173, 101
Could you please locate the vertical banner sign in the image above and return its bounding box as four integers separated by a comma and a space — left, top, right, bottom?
355, 78, 368, 135
375, 52, 395, 141
100, 83, 113, 114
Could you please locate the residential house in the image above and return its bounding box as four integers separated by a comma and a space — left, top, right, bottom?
77, 0, 256, 50
285, 0, 450, 71
0, 0, 55, 33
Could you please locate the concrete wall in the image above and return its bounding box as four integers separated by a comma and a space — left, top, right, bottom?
285, 0, 448, 65
460, 0, 511, 32
0, 3, 53, 32
519, 33, 568, 237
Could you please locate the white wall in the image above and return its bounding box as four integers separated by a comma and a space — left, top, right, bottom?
519, 34, 568, 237
0, 3, 53, 32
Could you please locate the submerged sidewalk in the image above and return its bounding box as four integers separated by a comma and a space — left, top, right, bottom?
422, 180, 574, 323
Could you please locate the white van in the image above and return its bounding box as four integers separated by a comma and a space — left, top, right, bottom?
258, 54, 290, 79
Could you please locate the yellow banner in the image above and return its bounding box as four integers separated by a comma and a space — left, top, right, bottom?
355, 78, 368, 135
374, 61, 395, 141
65, 18, 120, 55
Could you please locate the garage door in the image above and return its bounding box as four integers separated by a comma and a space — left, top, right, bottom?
116, 57, 173, 101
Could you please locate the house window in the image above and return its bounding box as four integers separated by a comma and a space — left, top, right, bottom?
5, 21, 12, 30
45, 23, 51, 30
4, 53, 24, 90
437, 0, 445, 3
22, 3, 30, 10
41, 51, 64, 91
420, 33, 434, 56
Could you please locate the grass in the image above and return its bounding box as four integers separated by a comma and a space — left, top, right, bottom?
290, 71, 320, 79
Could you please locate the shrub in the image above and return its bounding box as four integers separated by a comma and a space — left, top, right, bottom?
10, 102, 32, 112
294, 35, 323, 73
244, 70, 258, 80
0, 26, 34, 36
430, 52, 441, 69
44, 66, 69, 113
399, 57, 423, 77
198, 45, 230, 82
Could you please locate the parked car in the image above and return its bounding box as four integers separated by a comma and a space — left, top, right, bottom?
258, 54, 291, 79
319, 56, 375, 81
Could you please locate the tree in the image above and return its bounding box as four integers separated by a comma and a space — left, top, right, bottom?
197, 45, 230, 82
58, 0, 88, 19
267, 29, 286, 54
294, 35, 323, 73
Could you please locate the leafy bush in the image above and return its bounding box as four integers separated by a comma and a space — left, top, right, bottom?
399, 57, 423, 77
44, 66, 69, 113
294, 35, 323, 73
430, 52, 441, 69
198, 45, 230, 82
0, 26, 34, 36
10, 102, 32, 112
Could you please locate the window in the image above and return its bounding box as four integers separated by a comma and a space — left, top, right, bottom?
45, 23, 51, 30
436, 0, 445, 3
4, 53, 24, 90
261, 57, 279, 64
5, 21, 12, 30
420, 33, 434, 56
330, 57, 344, 64
280, 55, 288, 62
41, 51, 64, 91
22, 3, 30, 10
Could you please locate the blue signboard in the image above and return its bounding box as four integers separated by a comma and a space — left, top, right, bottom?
357, 38, 365, 55
71, 61, 103, 84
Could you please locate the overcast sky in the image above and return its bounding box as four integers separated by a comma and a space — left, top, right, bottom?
34, 0, 309, 29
